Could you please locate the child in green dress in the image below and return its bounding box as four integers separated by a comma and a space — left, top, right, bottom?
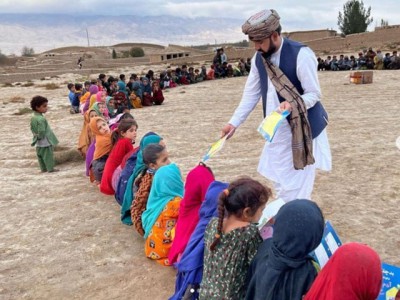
30, 96, 59, 173
199, 177, 272, 299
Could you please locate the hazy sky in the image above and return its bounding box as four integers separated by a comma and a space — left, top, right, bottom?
0, 0, 398, 31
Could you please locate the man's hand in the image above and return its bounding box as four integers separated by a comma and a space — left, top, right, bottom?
221, 124, 236, 139
278, 101, 292, 113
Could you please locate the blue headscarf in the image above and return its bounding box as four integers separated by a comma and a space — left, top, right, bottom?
169, 181, 228, 300
142, 163, 184, 239
246, 199, 325, 300
132, 134, 163, 180
120, 132, 160, 224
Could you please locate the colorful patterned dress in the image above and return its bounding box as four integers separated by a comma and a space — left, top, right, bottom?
144, 196, 181, 266
199, 218, 262, 300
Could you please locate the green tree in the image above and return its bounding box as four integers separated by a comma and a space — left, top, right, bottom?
380, 19, 389, 27
112, 49, 117, 59
21, 46, 35, 56
337, 0, 373, 35
129, 47, 144, 57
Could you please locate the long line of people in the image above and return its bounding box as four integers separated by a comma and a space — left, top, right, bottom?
74, 94, 384, 299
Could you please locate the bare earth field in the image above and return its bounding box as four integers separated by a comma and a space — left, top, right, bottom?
0, 68, 399, 299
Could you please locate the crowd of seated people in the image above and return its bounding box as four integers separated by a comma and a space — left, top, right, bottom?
63, 54, 386, 299
317, 47, 400, 71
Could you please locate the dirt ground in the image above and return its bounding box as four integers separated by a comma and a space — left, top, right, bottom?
1, 68, 399, 299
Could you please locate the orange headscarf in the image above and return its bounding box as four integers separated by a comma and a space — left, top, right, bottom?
77, 109, 96, 157
89, 117, 112, 160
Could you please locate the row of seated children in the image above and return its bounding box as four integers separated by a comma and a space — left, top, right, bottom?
75, 106, 384, 300
67, 74, 165, 114
32, 94, 384, 300
158, 59, 251, 89
318, 48, 400, 71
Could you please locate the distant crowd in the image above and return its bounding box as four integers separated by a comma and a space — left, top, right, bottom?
317, 47, 400, 71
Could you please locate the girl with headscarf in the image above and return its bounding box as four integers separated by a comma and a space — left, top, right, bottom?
169, 181, 228, 300
83, 84, 98, 113
168, 163, 215, 265
89, 117, 112, 183
142, 163, 184, 266
99, 119, 138, 195
77, 109, 97, 158
90, 102, 109, 122
120, 133, 163, 225
106, 96, 116, 118
131, 143, 171, 236
245, 199, 325, 300
304, 242, 382, 300
115, 132, 155, 206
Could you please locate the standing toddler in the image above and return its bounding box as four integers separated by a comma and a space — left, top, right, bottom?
30, 96, 59, 172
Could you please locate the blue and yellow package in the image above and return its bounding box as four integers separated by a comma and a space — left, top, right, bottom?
258, 110, 290, 142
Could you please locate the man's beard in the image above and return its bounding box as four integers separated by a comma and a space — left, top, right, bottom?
258, 38, 277, 58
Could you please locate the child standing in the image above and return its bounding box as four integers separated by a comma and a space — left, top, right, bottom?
199, 177, 272, 299
100, 119, 138, 195
30, 96, 59, 173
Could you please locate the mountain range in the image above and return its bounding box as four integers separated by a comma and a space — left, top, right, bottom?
0, 14, 245, 55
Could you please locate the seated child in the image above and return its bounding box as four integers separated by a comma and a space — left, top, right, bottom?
142, 163, 184, 266
304, 243, 382, 300
30, 95, 59, 173
168, 162, 215, 265
152, 81, 164, 105
207, 65, 215, 80
120, 133, 164, 225
169, 181, 228, 300
106, 96, 117, 118
246, 199, 324, 300
67, 83, 79, 114
100, 119, 138, 195
131, 143, 170, 236
89, 117, 112, 184
199, 177, 271, 299
90, 102, 109, 122
141, 77, 153, 106
77, 109, 97, 158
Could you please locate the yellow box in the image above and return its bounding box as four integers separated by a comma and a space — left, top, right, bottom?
350, 71, 373, 84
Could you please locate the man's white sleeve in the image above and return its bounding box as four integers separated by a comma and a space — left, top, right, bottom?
228, 55, 262, 128
297, 47, 321, 109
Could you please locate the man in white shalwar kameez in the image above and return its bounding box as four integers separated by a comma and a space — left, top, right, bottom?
221, 9, 332, 202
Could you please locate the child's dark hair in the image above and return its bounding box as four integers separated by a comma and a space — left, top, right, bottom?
67, 83, 74, 90
111, 119, 138, 146
75, 83, 82, 90
210, 176, 272, 251
143, 143, 165, 167
30, 95, 48, 111
120, 112, 134, 120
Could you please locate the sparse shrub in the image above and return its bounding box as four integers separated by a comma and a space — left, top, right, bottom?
121, 51, 130, 58
13, 107, 32, 115
43, 83, 60, 90
22, 81, 34, 87
130, 47, 145, 57
54, 148, 83, 164
21, 46, 35, 57
40, 77, 46, 80
112, 49, 117, 59
3, 82, 13, 87
9, 96, 25, 103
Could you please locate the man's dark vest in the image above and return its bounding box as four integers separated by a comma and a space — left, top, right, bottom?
255, 38, 328, 139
